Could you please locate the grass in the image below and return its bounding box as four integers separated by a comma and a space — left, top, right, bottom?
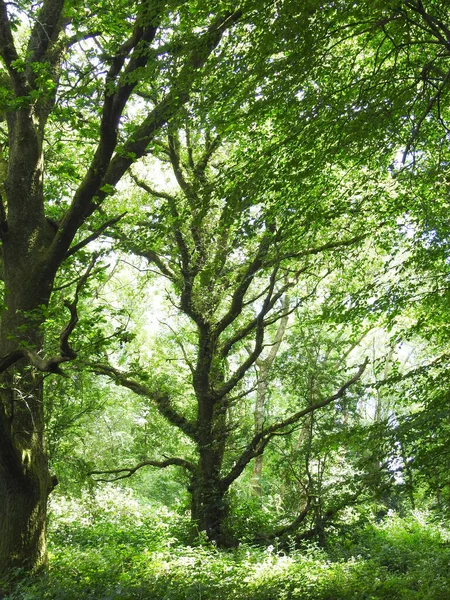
3, 488, 450, 599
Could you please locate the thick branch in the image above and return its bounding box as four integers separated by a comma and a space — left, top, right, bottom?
216, 231, 274, 337
168, 131, 194, 198
261, 498, 313, 541
0, 0, 28, 94
47, 9, 242, 279
90, 456, 196, 482
65, 213, 127, 258
194, 134, 221, 179
275, 232, 368, 264
92, 362, 197, 440
215, 265, 279, 400
27, 0, 65, 65
219, 265, 313, 360
59, 253, 99, 358
130, 172, 177, 202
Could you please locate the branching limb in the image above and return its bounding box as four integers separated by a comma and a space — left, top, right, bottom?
90, 456, 197, 482
257, 294, 290, 367
403, 69, 450, 160
193, 134, 221, 179
0, 0, 28, 94
259, 498, 313, 542
220, 358, 369, 490
65, 213, 127, 258
130, 171, 177, 202
26, 0, 65, 65
102, 9, 243, 191
215, 265, 279, 400
219, 261, 322, 360
216, 232, 274, 337
139, 249, 176, 281
275, 232, 368, 264
168, 130, 194, 199
91, 362, 197, 440
269, 460, 391, 545
59, 253, 99, 358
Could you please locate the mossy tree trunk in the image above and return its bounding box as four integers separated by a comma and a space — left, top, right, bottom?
0, 99, 58, 572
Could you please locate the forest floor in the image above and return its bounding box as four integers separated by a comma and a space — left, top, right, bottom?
2, 488, 450, 599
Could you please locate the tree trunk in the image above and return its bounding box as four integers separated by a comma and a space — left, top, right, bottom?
0, 357, 53, 573
251, 365, 268, 496
190, 464, 230, 545
190, 394, 234, 546
0, 375, 51, 573
0, 223, 55, 572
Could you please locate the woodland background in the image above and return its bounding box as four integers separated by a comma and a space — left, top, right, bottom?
1, 0, 450, 598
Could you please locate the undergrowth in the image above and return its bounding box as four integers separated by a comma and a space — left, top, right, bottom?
2, 488, 450, 599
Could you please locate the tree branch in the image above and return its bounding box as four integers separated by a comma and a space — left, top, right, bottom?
275, 232, 368, 264
65, 213, 127, 258
90, 456, 197, 482
0, 0, 28, 94
215, 264, 280, 400
220, 358, 369, 490
26, 0, 65, 66
215, 231, 274, 337
130, 171, 177, 202
91, 362, 197, 440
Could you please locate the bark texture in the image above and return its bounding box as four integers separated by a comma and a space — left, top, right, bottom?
0, 220, 55, 572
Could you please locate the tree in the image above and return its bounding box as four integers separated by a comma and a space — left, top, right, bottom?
88, 119, 372, 546
251, 294, 290, 497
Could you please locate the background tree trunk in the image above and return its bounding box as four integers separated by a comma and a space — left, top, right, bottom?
252, 297, 290, 496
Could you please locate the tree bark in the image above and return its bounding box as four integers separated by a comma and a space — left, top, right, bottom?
0, 244, 55, 572
190, 389, 234, 546
0, 374, 52, 574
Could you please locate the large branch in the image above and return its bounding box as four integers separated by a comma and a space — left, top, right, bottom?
26, 0, 65, 65
102, 9, 242, 189
219, 265, 312, 359
214, 264, 280, 400
0, 0, 28, 95
220, 358, 369, 490
404, 0, 450, 50
168, 130, 194, 199
91, 362, 197, 440
65, 212, 127, 258
215, 231, 274, 337
275, 232, 368, 264
90, 456, 196, 482
46, 10, 243, 275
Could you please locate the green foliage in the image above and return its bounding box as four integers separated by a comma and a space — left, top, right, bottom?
3, 497, 450, 600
